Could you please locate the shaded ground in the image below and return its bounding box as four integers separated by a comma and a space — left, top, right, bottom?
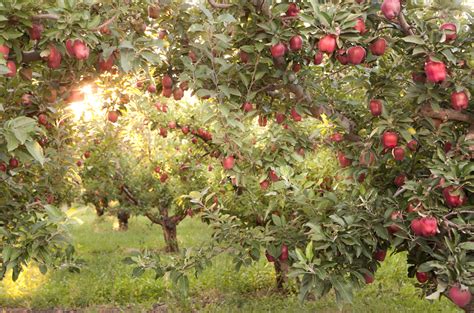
0, 209, 460, 312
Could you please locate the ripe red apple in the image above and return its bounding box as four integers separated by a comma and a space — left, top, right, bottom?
0, 163, 6, 172
76, 160, 83, 167
279, 244, 289, 261
223, 156, 235, 170
392, 147, 405, 161
148, 5, 160, 19
410, 216, 438, 237
382, 131, 398, 149
270, 43, 286, 58
336, 49, 348, 65
354, 18, 366, 34
374, 249, 387, 262
162, 75, 173, 89
5, 61, 16, 77
147, 84, 157, 93
444, 141, 453, 153
29, 23, 44, 40
330, 133, 343, 142
381, 0, 401, 20
158, 29, 167, 39
72, 40, 89, 60
99, 25, 111, 35
162, 88, 172, 98
407, 140, 418, 151
239, 50, 249, 64
416, 272, 429, 283
292, 63, 302, 73
370, 38, 387, 56
290, 108, 302, 122
181, 126, 190, 135
67, 89, 84, 103
289, 35, 303, 51
394, 174, 406, 187
160, 172, 168, 183
9, 157, 19, 169
108, 111, 119, 123
258, 115, 267, 127
387, 210, 403, 233
168, 121, 177, 129
450, 91, 469, 111
337, 151, 352, 168
188, 50, 197, 63
412, 72, 426, 83
21, 94, 33, 106
47, 45, 62, 69
173, 88, 184, 101
448, 285, 472, 308
359, 151, 375, 166
265, 251, 275, 262
260, 180, 270, 190
154, 166, 161, 174
314, 51, 324, 65
84, 151, 91, 159
98, 55, 115, 72
440, 23, 457, 41
318, 35, 337, 54
0, 44, 9, 59
425, 60, 447, 83
38, 114, 48, 126
406, 202, 422, 213
364, 273, 374, 284
242, 102, 253, 112
286, 3, 299, 17
347, 46, 366, 65
369, 99, 383, 116
160, 127, 168, 138
275, 113, 286, 124
443, 186, 466, 208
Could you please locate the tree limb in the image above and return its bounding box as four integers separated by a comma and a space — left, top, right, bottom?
207, 0, 233, 9
398, 12, 414, 35
93, 15, 118, 32
145, 212, 163, 225
419, 104, 474, 124
32, 13, 59, 20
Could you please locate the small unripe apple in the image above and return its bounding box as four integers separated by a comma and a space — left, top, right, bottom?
347, 46, 366, 65
318, 35, 337, 54
313, 51, 324, 65
450, 91, 468, 111
370, 38, 387, 56
337, 151, 352, 168
440, 23, 457, 41
108, 111, 119, 123
369, 99, 383, 116
392, 147, 405, 161
425, 61, 446, 83
381, 0, 401, 20
416, 272, 429, 283
9, 157, 19, 169
354, 18, 366, 34
242, 102, 253, 112
162, 75, 173, 89
5, 61, 16, 77
290, 108, 302, 122
286, 3, 299, 17
29, 23, 44, 40
223, 155, 235, 170
382, 131, 398, 149
289, 35, 303, 51
270, 43, 286, 58
448, 285, 472, 308
0, 44, 9, 59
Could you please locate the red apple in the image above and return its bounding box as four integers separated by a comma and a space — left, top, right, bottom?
382, 131, 398, 149
448, 285, 472, 308
369, 99, 383, 116
0, 44, 9, 59
38, 114, 48, 126
258, 115, 267, 127
147, 84, 157, 93
173, 88, 184, 101
223, 156, 235, 170
410, 216, 438, 237
444, 141, 453, 153
440, 23, 457, 41
160, 127, 168, 138
29, 23, 43, 40
268, 170, 279, 182
450, 91, 469, 111
354, 18, 366, 34
47, 45, 62, 69
290, 108, 302, 122
260, 180, 270, 190
443, 186, 466, 208
99, 25, 111, 35
168, 121, 177, 129
359, 151, 375, 166
98, 55, 115, 72
279, 244, 289, 261
336, 49, 348, 65
318, 35, 337, 54
160, 172, 168, 183
286, 3, 299, 17
407, 140, 418, 151
0, 163, 6, 172
425, 61, 447, 83
108, 111, 119, 123
330, 133, 343, 142
292, 63, 301, 72
21, 94, 33, 106
370, 38, 387, 56
154, 166, 161, 174
67, 89, 84, 103
242, 102, 253, 112
364, 273, 374, 284
162, 88, 172, 98
181, 126, 190, 135
416, 272, 429, 283
72, 40, 89, 60
347, 46, 366, 65
337, 151, 352, 168
5, 61, 16, 77
265, 251, 275, 262
162, 75, 173, 89
9, 158, 19, 169
374, 249, 387, 262
275, 113, 286, 124
387, 210, 403, 233
270, 43, 286, 58
314, 51, 324, 65
239, 50, 249, 64
289, 35, 303, 51
381, 0, 401, 20
394, 174, 406, 187
392, 147, 405, 161
76, 160, 83, 167
84, 151, 91, 159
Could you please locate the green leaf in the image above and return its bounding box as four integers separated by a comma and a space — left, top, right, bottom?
401, 35, 425, 45
120, 49, 135, 73
458, 242, 474, 250
25, 140, 45, 166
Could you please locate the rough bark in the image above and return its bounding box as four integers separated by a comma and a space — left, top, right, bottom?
146, 207, 185, 253
117, 210, 130, 231
274, 260, 289, 290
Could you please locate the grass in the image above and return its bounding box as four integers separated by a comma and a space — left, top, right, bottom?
0, 208, 460, 312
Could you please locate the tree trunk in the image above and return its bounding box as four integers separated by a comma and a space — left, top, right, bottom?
161, 222, 179, 253
274, 260, 289, 290
95, 206, 104, 217
117, 210, 129, 231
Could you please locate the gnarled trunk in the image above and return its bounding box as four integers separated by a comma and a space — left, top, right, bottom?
117, 210, 129, 231
274, 260, 289, 290
162, 222, 179, 253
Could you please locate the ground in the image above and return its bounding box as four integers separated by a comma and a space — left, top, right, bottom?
0, 208, 460, 312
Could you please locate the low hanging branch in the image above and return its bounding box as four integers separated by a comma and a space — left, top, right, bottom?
419, 104, 474, 124
93, 14, 118, 32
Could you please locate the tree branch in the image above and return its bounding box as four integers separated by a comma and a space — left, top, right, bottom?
145, 212, 163, 225
32, 13, 59, 20
398, 12, 414, 35
419, 104, 474, 124
93, 15, 118, 32
207, 0, 233, 9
